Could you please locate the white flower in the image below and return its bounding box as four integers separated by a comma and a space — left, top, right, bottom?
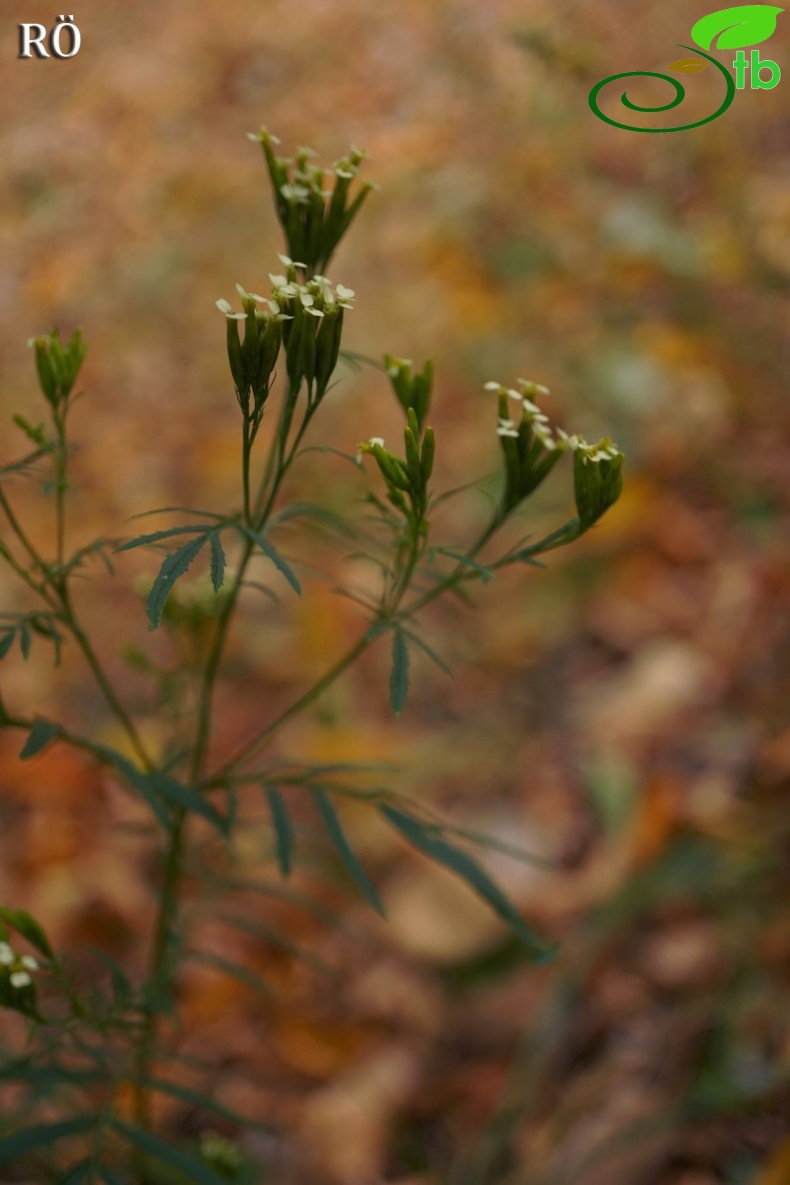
247, 128, 281, 144
0, 942, 14, 966
235, 284, 267, 303
21, 955, 39, 971
517, 377, 550, 397
215, 299, 246, 321
556, 428, 582, 451
277, 254, 307, 269
280, 183, 310, 202
484, 381, 502, 391
335, 285, 355, 301
268, 274, 288, 288
496, 418, 519, 438
532, 422, 557, 450
9, 971, 31, 989
300, 292, 315, 308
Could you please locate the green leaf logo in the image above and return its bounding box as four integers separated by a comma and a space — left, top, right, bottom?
691, 5, 784, 50
667, 57, 709, 71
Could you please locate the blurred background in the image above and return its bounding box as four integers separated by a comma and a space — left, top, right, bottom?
0, 1, 788, 1182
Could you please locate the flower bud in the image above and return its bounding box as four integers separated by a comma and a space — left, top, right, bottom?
385, 355, 433, 432
573, 439, 624, 529
28, 328, 87, 408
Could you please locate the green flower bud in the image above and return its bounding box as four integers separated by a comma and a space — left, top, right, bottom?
573, 439, 624, 529
27, 328, 87, 408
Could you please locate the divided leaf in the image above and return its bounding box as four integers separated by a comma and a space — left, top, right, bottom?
312, 788, 385, 915
265, 785, 294, 876
379, 805, 554, 961
19, 717, 61, 760
146, 534, 210, 629
240, 526, 302, 595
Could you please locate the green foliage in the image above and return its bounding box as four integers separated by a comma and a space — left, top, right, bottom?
0, 124, 623, 1180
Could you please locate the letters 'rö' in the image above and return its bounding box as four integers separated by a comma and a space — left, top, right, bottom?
18, 15, 81, 59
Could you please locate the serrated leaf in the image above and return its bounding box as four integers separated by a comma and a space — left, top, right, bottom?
667, 56, 708, 71
208, 531, 225, 592
265, 786, 294, 876
240, 526, 301, 595
93, 745, 171, 830
390, 628, 409, 716
147, 534, 209, 629
151, 773, 229, 836
0, 1118, 94, 1166
312, 788, 385, 915
0, 908, 54, 958
111, 1123, 227, 1185
379, 805, 554, 961
691, 4, 783, 50
19, 717, 61, 760
114, 525, 215, 553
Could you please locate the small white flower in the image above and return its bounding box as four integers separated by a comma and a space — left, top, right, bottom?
0, 942, 14, 966
335, 167, 355, 180
369, 436, 385, 447
484, 381, 502, 391
21, 955, 39, 971
300, 292, 315, 308
280, 183, 310, 202
517, 378, 550, 397
304, 306, 325, 318
277, 254, 307, 268
268, 273, 288, 288
506, 388, 523, 404
247, 128, 281, 144
335, 284, 355, 301
532, 422, 557, 450
497, 418, 520, 438
9, 971, 31, 989
215, 299, 246, 321
235, 284, 267, 303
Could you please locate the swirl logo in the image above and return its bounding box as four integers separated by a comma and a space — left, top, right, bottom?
589, 4, 783, 132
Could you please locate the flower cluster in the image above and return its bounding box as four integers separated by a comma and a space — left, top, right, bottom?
384, 354, 433, 432
484, 378, 624, 524
28, 327, 87, 409
0, 940, 38, 990
268, 258, 355, 396
248, 128, 377, 273
216, 284, 290, 415
357, 409, 435, 528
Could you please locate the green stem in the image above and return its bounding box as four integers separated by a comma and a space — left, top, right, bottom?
55, 407, 67, 574
242, 416, 252, 525
130, 382, 311, 1146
